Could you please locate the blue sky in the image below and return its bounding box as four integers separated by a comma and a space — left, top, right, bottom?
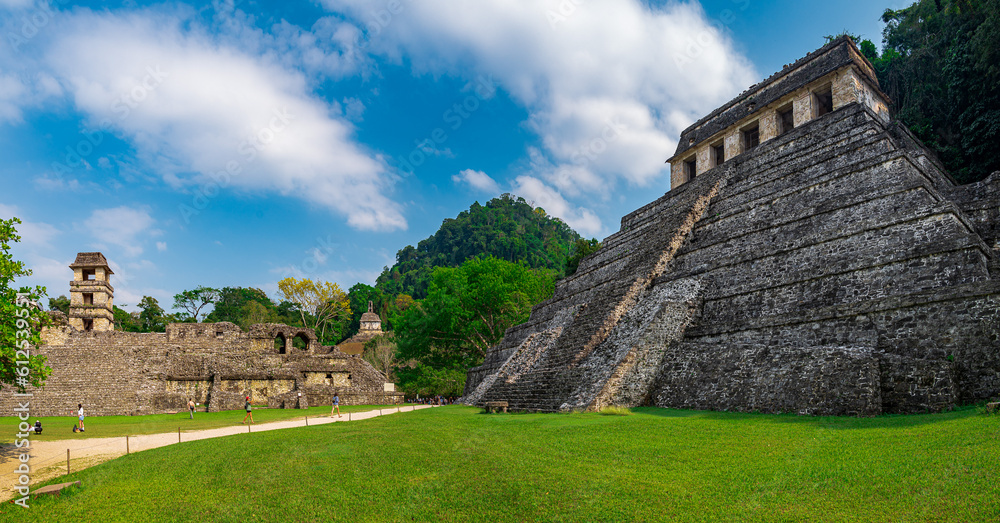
1, 0, 907, 313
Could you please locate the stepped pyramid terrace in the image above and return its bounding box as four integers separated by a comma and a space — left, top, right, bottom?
463, 37, 1000, 416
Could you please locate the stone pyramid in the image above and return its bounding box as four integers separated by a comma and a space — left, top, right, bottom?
464, 37, 1000, 416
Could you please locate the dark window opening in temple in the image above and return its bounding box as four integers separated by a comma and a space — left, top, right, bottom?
814, 85, 833, 117
743, 123, 760, 152
778, 105, 794, 135
711, 142, 725, 166
684, 157, 697, 181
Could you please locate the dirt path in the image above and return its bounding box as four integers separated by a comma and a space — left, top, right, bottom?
0, 405, 437, 501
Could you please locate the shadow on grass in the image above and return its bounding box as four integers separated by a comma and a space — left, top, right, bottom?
629, 404, 983, 430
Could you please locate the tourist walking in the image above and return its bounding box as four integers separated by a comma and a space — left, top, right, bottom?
331, 393, 341, 417
77, 404, 85, 432
188, 398, 196, 419
242, 396, 254, 424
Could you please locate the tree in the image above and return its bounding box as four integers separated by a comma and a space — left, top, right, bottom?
113, 305, 140, 332
0, 217, 52, 391
375, 194, 581, 299
204, 287, 274, 325
363, 334, 399, 381
392, 256, 556, 395
48, 295, 70, 315
138, 296, 167, 333
277, 278, 352, 344
565, 238, 602, 276
172, 286, 220, 322
864, 0, 1000, 183
239, 300, 278, 331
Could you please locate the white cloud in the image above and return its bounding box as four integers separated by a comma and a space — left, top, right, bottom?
342, 97, 365, 121
452, 169, 500, 193
156, 241, 167, 252
83, 206, 157, 257
325, 0, 757, 234
510, 176, 601, 236
38, 8, 405, 231
325, 0, 756, 190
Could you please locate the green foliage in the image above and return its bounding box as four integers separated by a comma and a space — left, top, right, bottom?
392, 256, 556, 395
868, 0, 1000, 183
0, 217, 51, 392
202, 286, 299, 330
204, 287, 273, 324
823, 31, 864, 44
172, 286, 219, 322
48, 295, 69, 314
565, 238, 602, 276
238, 300, 278, 331
345, 283, 387, 336
277, 277, 351, 345
12, 407, 1000, 521
376, 194, 580, 299
598, 406, 632, 416
113, 306, 140, 332
394, 364, 467, 397
137, 296, 167, 333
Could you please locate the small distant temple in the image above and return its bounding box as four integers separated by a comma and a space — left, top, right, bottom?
336, 301, 385, 356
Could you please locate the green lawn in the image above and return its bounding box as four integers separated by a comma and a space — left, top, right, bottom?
0, 404, 409, 442
4, 406, 999, 522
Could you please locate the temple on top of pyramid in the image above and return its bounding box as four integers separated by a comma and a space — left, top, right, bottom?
463, 36, 1000, 416
337, 301, 385, 356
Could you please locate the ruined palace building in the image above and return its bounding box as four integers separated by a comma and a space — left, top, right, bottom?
465, 37, 999, 415
1, 252, 401, 415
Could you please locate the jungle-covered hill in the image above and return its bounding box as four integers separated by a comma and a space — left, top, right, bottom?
374, 194, 581, 300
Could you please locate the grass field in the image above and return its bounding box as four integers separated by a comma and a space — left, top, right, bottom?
0, 404, 407, 442
4, 406, 998, 522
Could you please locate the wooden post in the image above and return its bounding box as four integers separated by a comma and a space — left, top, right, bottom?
248, 423, 251, 433
348, 412, 351, 421
126, 436, 129, 455
178, 427, 181, 443
305, 416, 308, 426
66, 449, 70, 475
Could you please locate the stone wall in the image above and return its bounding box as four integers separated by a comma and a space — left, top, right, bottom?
0, 321, 403, 416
